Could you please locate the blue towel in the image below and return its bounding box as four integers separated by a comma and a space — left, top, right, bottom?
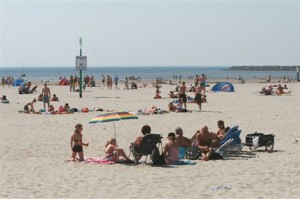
178, 147, 186, 159
171, 160, 196, 165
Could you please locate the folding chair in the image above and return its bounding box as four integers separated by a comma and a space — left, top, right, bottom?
129, 134, 163, 164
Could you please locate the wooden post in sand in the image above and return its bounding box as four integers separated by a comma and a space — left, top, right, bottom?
297, 67, 300, 81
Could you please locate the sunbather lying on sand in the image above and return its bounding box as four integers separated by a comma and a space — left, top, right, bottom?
143, 106, 168, 115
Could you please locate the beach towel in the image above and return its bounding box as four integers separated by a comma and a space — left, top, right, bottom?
84, 157, 116, 165
171, 160, 197, 165
178, 147, 186, 159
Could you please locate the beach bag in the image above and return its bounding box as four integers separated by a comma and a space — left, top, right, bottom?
185, 147, 201, 160
210, 152, 224, 160
151, 146, 165, 166
252, 136, 260, 149
82, 107, 89, 113
71, 108, 78, 112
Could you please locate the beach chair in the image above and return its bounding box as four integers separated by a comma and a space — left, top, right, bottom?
29, 85, 38, 94
18, 85, 38, 94
129, 134, 163, 164
214, 138, 234, 159
217, 127, 243, 157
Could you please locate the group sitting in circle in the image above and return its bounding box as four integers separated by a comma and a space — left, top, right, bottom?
96, 121, 230, 165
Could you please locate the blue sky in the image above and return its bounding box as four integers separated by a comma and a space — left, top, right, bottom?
0, 0, 299, 67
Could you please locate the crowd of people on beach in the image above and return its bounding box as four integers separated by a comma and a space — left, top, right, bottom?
0, 70, 296, 170
2, 71, 295, 117
64, 74, 140, 91
70, 120, 229, 164
2, 76, 14, 87
166, 77, 207, 112
1, 71, 294, 164
259, 84, 291, 95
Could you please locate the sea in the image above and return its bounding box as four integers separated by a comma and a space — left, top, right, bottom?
0, 66, 297, 82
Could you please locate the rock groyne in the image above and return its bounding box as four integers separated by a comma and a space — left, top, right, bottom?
228, 66, 299, 71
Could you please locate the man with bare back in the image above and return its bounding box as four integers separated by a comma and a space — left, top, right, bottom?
175, 127, 192, 147
194, 84, 206, 111
42, 83, 51, 109
179, 81, 187, 110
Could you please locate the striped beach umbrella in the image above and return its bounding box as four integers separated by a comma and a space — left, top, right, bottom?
89, 111, 138, 141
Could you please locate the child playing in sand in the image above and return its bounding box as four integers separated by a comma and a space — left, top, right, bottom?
24, 98, 37, 113
70, 123, 89, 161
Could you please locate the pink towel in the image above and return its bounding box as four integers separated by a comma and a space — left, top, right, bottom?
84, 157, 116, 165
65, 157, 116, 165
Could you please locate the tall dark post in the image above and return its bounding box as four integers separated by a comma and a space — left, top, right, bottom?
79, 37, 83, 98
297, 67, 300, 81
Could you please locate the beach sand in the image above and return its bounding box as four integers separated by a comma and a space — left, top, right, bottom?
1, 80, 300, 198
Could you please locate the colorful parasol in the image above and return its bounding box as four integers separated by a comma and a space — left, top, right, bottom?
89, 111, 138, 141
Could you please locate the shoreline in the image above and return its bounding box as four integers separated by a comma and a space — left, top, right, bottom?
26, 77, 298, 87
2, 66, 299, 84
228, 65, 300, 71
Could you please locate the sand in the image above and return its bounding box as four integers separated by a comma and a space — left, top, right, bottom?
1, 80, 300, 198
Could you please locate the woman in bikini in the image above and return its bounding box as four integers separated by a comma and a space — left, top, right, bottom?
70, 124, 89, 161
104, 138, 133, 162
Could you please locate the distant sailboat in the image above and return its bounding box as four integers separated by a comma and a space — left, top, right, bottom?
21, 63, 26, 77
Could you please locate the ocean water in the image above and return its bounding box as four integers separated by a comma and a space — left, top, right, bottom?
0, 66, 297, 82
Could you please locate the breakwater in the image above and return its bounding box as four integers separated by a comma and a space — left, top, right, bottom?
228, 66, 299, 71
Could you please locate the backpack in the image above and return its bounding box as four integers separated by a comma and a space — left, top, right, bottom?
210, 152, 224, 160
185, 147, 201, 160
151, 146, 165, 166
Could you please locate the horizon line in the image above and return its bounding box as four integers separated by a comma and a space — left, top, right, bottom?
0, 65, 230, 68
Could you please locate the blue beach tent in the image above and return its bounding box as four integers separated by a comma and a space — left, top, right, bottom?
13, 79, 24, 86
211, 82, 234, 92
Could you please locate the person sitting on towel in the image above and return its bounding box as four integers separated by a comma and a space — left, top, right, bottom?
51, 94, 59, 101
163, 132, 179, 164
196, 126, 214, 161
175, 127, 192, 147
105, 138, 133, 163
